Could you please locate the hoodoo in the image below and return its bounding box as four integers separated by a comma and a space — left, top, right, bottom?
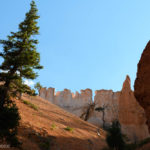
119, 76, 149, 141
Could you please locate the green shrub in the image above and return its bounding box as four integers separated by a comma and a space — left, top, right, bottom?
23, 100, 38, 111
39, 139, 50, 150
64, 126, 74, 132
51, 123, 57, 130
104, 123, 150, 150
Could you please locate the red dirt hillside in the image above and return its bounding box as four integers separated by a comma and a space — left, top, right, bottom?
3, 94, 106, 150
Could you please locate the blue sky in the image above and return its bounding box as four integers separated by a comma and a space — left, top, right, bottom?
0, 0, 150, 93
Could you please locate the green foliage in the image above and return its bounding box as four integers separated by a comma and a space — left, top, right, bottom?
34, 82, 42, 94
0, 102, 20, 147
104, 130, 150, 150
38, 138, 50, 150
106, 120, 126, 150
34, 82, 42, 90
64, 126, 74, 132
0, 1, 43, 82
95, 107, 105, 111
23, 100, 38, 110
0, 0, 42, 146
125, 137, 150, 150
10, 79, 37, 98
51, 123, 57, 130
0, 0, 43, 98
138, 137, 150, 147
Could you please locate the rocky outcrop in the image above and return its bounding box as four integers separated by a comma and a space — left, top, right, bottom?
87, 90, 120, 128
40, 88, 93, 117
86, 76, 149, 141
134, 41, 150, 133
119, 76, 149, 141
39, 76, 150, 141
39, 87, 55, 102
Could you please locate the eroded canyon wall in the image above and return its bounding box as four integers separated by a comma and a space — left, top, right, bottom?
39, 76, 149, 141
87, 90, 120, 127
134, 41, 150, 133
40, 88, 92, 117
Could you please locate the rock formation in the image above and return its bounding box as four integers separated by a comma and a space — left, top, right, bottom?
119, 75, 149, 141
134, 41, 150, 132
39, 76, 150, 141
40, 88, 93, 118
39, 87, 55, 102
87, 90, 120, 128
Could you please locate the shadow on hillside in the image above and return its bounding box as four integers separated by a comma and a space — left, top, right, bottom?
17, 124, 105, 150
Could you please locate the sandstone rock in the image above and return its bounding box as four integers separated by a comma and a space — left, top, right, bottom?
54, 89, 73, 107
134, 41, 150, 132
46, 88, 55, 102
119, 75, 149, 141
39, 87, 47, 99
39, 76, 150, 141
40, 88, 93, 118
39, 87, 55, 102
87, 90, 120, 128
87, 76, 149, 141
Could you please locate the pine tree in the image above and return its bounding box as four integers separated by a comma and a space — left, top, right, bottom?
106, 120, 126, 150
34, 82, 42, 94
0, 0, 42, 146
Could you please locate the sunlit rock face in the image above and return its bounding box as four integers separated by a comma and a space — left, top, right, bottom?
87, 90, 120, 127
39, 88, 92, 117
134, 41, 150, 133
39, 87, 55, 103
39, 76, 150, 141
39, 87, 47, 99
119, 76, 149, 141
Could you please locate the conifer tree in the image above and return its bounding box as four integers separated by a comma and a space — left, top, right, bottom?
0, 0, 42, 146
106, 120, 126, 150
34, 82, 42, 94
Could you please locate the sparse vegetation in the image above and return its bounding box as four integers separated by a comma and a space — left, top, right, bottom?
51, 123, 57, 130
64, 126, 74, 132
37, 135, 51, 150
23, 100, 38, 111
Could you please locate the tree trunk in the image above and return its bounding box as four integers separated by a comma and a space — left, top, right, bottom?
102, 111, 105, 128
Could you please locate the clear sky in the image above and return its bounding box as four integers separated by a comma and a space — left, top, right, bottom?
0, 0, 150, 94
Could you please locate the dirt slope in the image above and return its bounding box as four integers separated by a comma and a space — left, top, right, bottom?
2, 94, 106, 150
